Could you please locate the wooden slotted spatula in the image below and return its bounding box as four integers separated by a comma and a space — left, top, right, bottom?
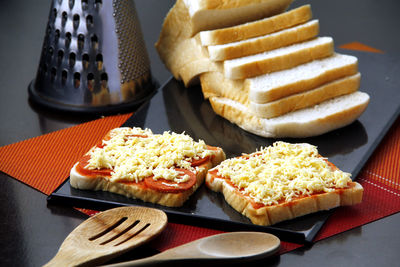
44, 206, 167, 267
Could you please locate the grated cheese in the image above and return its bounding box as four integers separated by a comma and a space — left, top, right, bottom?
85, 127, 212, 183
216, 141, 352, 206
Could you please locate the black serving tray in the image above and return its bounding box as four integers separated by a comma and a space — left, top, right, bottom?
48, 50, 400, 243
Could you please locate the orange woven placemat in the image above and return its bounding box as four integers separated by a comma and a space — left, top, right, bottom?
0, 113, 133, 195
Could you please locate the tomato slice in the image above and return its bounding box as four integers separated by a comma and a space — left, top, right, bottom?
75, 154, 112, 177
144, 168, 197, 193
190, 155, 210, 167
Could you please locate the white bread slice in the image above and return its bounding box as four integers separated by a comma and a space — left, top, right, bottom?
224, 36, 334, 79
206, 170, 363, 226
208, 91, 370, 138
200, 53, 359, 105
183, 0, 293, 36
156, 0, 293, 82
247, 53, 359, 103
199, 4, 312, 46
249, 73, 361, 118
208, 19, 319, 61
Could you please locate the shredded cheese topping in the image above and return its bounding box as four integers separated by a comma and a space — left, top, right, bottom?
215, 141, 352, 206
85, 127, 212, 183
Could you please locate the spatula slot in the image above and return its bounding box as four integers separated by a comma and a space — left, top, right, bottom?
89, 217, 127, 241
99, 220, 140, 245
114, 223, 151, 247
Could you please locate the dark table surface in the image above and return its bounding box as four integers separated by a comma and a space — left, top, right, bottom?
1, 0, 399, 266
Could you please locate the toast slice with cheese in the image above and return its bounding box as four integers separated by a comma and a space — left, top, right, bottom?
206, 141, 363, 226
70, 127, 226, 207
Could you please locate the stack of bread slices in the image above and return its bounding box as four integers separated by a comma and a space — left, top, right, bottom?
156, 0, 370, 138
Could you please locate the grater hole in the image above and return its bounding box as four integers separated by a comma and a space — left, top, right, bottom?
86, 15, 93, 28
65, 32, 72, 47
62, 12, 67, 25
82, 53, 89, 69
69, 52, 76, 67
55, 29, 60, 41
87, 73, 94, 91
82, 0, 88, 9
51, 67, 57, 82
91, 34, 98, 50
96, 54, 103, 70
95, 0, 102, 8
78, 34, 85, 50
69, 0, 75, 9
73, 14, 80, 29
74, 72, 80, 88
48, 46, 54, 56
57, 50, 64, 64
61, 70, 68, 85
52, 8, 57, 22
101, 73, 108, 89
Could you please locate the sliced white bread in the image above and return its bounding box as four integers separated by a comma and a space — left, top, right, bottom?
156, 0, 293, 86
183, 0, 293, 36
201, 53, 359, 105
199, 4, 312, 46
208, 19, 319, 61
208, 91, 370, 138
249, 73, 361, 118
224, 36, 334, 79
247, 53, 359, 103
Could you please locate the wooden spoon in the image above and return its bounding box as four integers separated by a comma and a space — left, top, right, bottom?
44, 206, 167, 267
103, 231, 280, 266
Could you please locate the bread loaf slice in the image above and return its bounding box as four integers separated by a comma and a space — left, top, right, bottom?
247, 53, 359, 103
200, 53, 359, 106
208, 91, 370, 138
249, 73, 361, 118
156, 0, 293, 83
199, 4, 312, 46
208, 19, 319, 61
224, 36, 334, 79
183, 0, 293, 36
206, 141, 363, 226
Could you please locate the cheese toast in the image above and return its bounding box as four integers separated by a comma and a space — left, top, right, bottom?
206, 141, 363, 225
70, 127, 225, 207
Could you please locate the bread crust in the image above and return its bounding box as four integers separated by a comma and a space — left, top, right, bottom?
70, 136, 226, 207
185, 0, 293, 35
206, 167, 363, 226
247, 54, 359, 103
249, 73, 361, 118
224, 37, 334, 79
208, 91, 370, 138
155, 0, 293, 85
199, 5, 312, 45
208, 19, 319, 61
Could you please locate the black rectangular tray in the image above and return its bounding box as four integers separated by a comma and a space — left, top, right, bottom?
48, 50, 400, 243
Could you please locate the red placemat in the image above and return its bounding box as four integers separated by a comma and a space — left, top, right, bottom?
0, 43, 399, 255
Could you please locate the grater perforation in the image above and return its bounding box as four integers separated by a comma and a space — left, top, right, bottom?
29, 0, 154, 113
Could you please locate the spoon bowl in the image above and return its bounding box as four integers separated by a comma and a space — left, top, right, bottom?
104, 231, 280, 266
